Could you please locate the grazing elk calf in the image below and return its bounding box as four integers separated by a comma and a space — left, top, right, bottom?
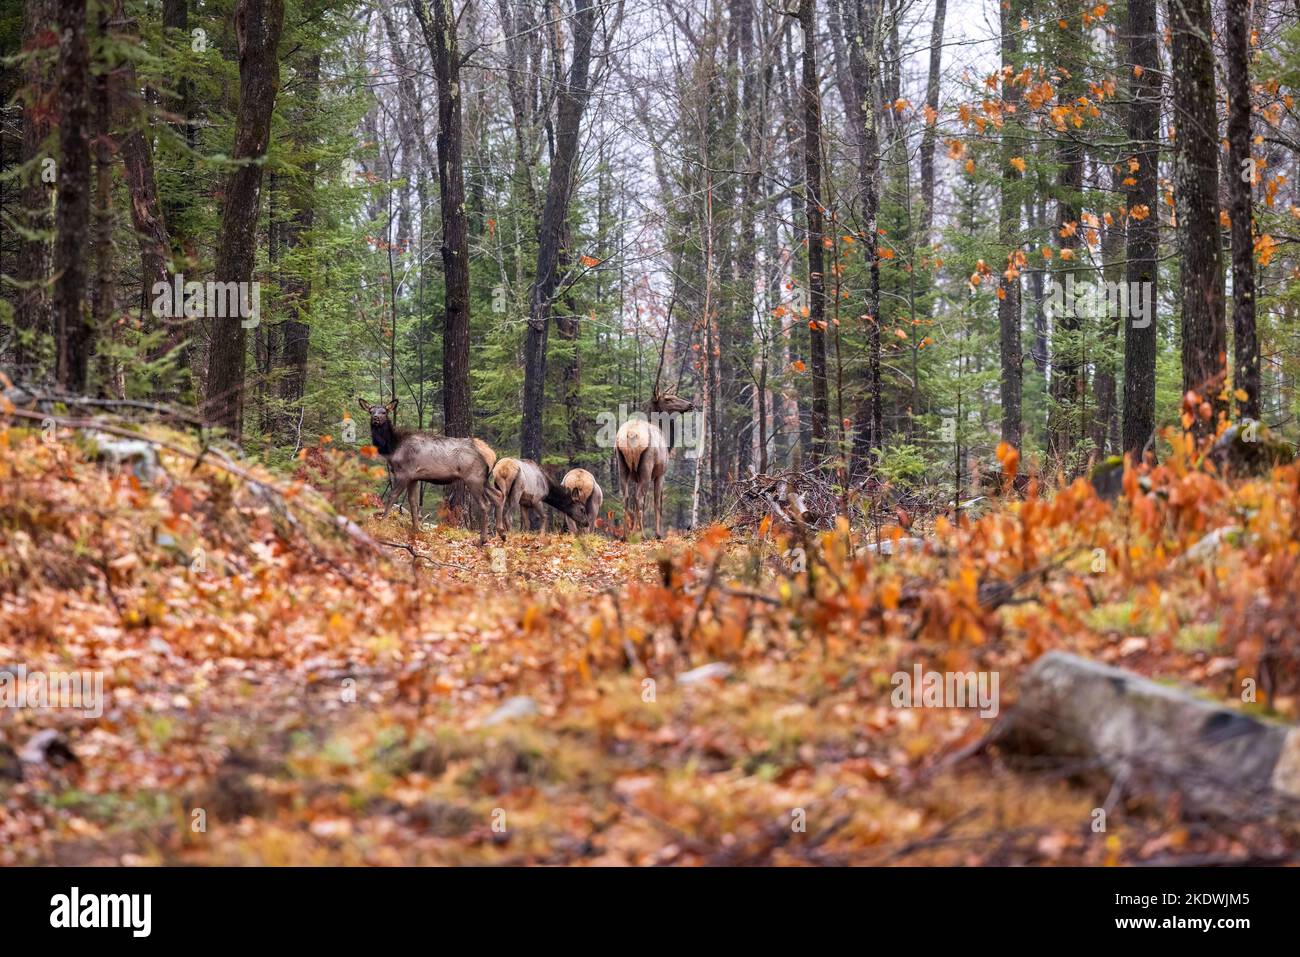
358, 398, 494, 544
487, 457, 587, 538
614, 392, 694, 539
561, 468, 603, 534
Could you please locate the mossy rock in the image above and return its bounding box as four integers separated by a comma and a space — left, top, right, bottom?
1208, 420, 1293, 476
1088, 455, 1126, 500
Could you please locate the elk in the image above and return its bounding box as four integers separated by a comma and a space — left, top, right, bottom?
357, 398, 494, 544
614, 392, 694, 538
487, 457, 587, 538
560, 468, 603, 534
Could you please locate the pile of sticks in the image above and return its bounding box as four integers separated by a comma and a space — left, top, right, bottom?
722, 469, 842, 532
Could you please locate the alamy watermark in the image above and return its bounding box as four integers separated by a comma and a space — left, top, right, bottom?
595, 404, 704, 459
890, 663, 999, 718
1045, 274, 1152, 329
0, 665, 104, 719
151, 273, 261, 329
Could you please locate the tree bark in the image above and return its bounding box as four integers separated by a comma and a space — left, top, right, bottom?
520, 0, 598, 463
1048, 5, 1085, 464
799, 0, 829, 459
918, 0, 946, 240
53, 0, 93, 392
841, 0, 883, 471
997, 0, 1022, 448
1226, 2, 1259, 420
410, 0, 473, 436
91, 2, 115, 392
1168, 0, 1225, 436
1121, 0, 1160, 456
14, 0, 55, 376
204, 0, 284, 440
277, 52, 319, 445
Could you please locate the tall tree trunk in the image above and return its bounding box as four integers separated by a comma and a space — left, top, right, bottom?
997, 0, 1022, 448
841, 0, 883, 470
115, 0, 171, 317
410, 0, 473, 436
1168, 0, 1225, 436
1226, 1, 1259, 420
1092, 164, 1125, 456
161, 0, 192, 258
277, 52, 320, 446
918, 0, 946, 240
53, 0, 93, 392
1048, 5, 1085, 464
735, 0, 759, 478
204, 0, 284, 439
520, 0, 598, 463
1122, 0, 1160, 457
91, 2, 115, 393
799, 0, 829, 458
1029, 197, 1049, 376
15, 0, 55, 376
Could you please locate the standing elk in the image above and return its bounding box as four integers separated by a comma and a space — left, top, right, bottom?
357, 398, 494, 544
614, 392, 694, 538
487, 457, 587, 538
561, 468, 603, 534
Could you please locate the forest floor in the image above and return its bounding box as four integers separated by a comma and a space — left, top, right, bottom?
2, 414, 1299, 865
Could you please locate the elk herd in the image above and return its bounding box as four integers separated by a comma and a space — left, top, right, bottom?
357, 392, 691, 543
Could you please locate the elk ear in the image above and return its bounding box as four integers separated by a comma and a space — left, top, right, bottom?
386, 398, 398, 415
357, 397, 371, 413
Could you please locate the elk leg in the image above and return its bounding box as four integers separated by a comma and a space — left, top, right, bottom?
408, 482, 421, 531
653, 476, 664, 539
628, 482, 641, 536
469, 488, 487, 545
382, 478, 408, 522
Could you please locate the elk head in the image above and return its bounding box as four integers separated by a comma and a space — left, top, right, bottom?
649, 392, 694, 449
357, 397, 400, 455
650, 392, 694, 415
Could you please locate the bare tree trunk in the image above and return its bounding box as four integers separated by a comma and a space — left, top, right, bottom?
520, 0, 598, 462
799, 0, 828, 458
53, 0, 93, 392
1121, 0, 1160, 457
997, 0, 1022, 448
1168, 0, 1225, 437
115, 6, 172, 312
1226, 1, 1259, 420
1048, 4, 1085, 464
1029, 197, 1049, 376
410, 0, 473, 436
204, 0, 284, 439
15, 0, 55, 376
91, 2, 115, 393
1092, 164, 1125, 456
918, 0, 946, 240
841, 0, 883, 471
735, 0, 759, 478
277, 52, 319, 445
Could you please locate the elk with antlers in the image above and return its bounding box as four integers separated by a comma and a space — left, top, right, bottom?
357, 398, 495, 544
614, 392, 693, 539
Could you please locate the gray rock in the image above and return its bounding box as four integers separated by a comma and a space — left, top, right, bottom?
19, 730, 77, 768
995, 651, 1300, 817
677, 662, 733, 686
860, 537, 926, 557
1183, 525, 1242, 562
481, 696, 538, 727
